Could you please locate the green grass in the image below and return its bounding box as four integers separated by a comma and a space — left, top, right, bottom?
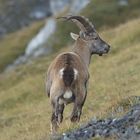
82, 0, 140, 29
1, 0, 140, 72
51, 0, 140, 49
0, 0, 45, 72
0, 17, 140, 140
0, 21, 44, 72
0, 0, 140, 139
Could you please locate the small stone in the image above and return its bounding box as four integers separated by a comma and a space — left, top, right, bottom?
63, 135, 71, 140
105, 118, 112, 125
91, 131, 95, 137
96, 129, 103, 135
112, 118, 117, 122
102, 129, 110, 137
135, 126, 140, 134
84, 130, 88, 133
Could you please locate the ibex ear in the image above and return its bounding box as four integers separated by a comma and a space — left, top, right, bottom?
70, 32, 79, 40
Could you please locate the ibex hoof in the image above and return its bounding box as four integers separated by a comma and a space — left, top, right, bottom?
51, 123, 59, 135
71, 114, 80, 122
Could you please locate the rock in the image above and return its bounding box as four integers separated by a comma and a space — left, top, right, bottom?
0, 0, 51, 37
60, 104, 140, 140
134, 126, 140, 134
0, 0, 90, 37
50, 0, 90, 16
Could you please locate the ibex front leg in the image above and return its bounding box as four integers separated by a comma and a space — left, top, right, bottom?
71, 85, 87, 122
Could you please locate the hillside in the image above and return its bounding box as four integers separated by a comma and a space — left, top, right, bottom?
61, 105, 140, 140
0, 0, 50, 36
0, 16, 140, 140
0, 21, 44, 72
52, 0, 140, 49
1, 0, 140, 72
0, 0, 140, 139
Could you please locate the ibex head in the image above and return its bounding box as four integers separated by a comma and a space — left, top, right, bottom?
59, 15, 110, 56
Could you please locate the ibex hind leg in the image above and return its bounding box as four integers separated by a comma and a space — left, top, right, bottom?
71, 86, 87, 122
51, 97, 64, 134
57, 102, 64, 124
51, 101, 58, 134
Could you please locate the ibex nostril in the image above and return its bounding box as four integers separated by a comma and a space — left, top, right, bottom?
105, 45, 110, 52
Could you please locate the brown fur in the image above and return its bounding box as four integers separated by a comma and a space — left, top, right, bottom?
45, 16, 110, 134
46, 41, 89, 133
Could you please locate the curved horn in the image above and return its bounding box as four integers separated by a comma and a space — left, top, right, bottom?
57, 15, 94, 33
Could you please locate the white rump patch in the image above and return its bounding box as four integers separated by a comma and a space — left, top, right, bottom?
59, 67, 78, 80
74, 68, 78, 80
59, 68, 64, 79
63, 90, 72, 99
59, 98, 64, 105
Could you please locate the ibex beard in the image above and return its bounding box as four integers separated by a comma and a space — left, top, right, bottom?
45, 15, 110, 134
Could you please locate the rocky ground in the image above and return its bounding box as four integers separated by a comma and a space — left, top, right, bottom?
57, 104, 140, 140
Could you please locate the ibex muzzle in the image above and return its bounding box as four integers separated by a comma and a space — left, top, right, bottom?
46, 15, 110, 134
89, 35, 110, 56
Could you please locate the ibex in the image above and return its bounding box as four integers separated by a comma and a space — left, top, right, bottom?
46, 15, 110, 133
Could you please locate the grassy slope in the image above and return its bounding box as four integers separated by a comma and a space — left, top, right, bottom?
0, 0, 44, 72
0, 21, 44, 72
0, 17, 140, 140
52, 0, 140, 50
0, 0, 45, 72
0, 0, 140, 139
1, 0, 140, 72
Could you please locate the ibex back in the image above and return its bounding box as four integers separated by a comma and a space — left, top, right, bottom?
45, 15, 110, 133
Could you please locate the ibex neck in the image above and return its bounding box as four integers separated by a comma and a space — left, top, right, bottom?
72, 40, 91, 67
